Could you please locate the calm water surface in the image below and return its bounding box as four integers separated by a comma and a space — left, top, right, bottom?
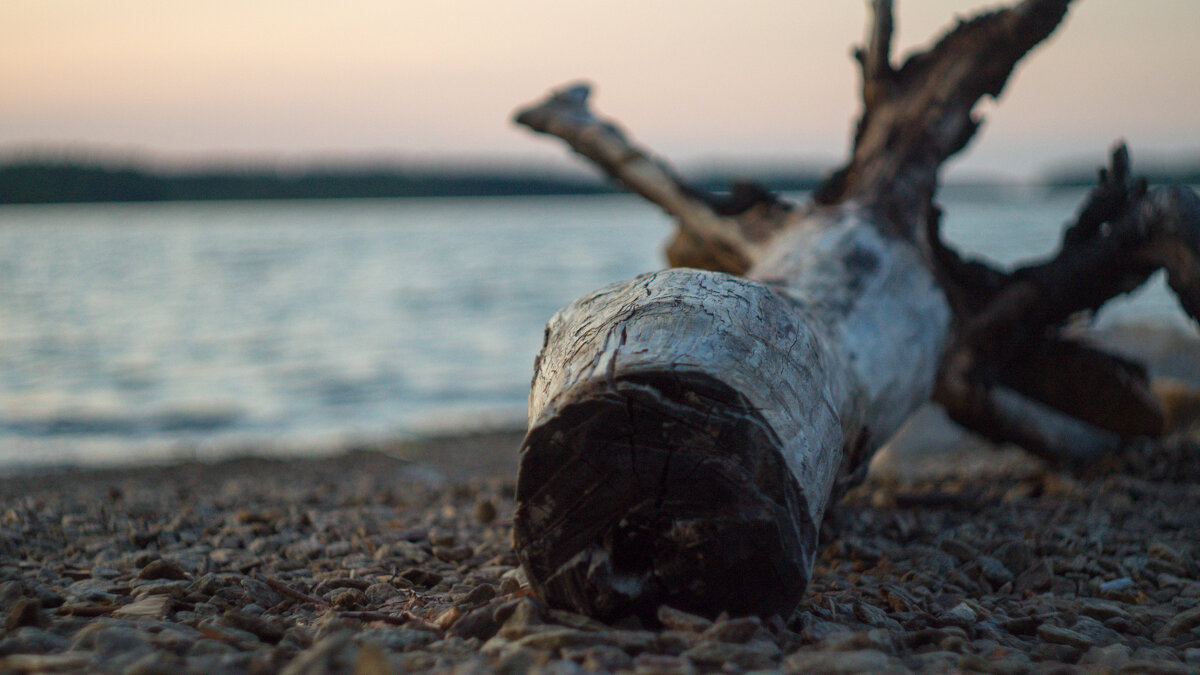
0, 188, 1188, 469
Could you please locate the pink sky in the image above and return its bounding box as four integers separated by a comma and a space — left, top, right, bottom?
4, 1, 1199, 179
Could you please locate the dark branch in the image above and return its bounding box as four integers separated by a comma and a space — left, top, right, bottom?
931, 144, 1200, 461
857, 0, 895, 106
817, 0, 1073, 229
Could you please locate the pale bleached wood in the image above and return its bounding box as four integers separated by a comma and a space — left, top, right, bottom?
509, 0, 1200, 622
515, 202, 951, 619
514, 84, 798, 274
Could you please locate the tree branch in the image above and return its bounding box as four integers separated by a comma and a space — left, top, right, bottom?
856, 0, 895, 108
513, 83, 798, 274
816, 0, 1074, 229
931, 144, 1200, 460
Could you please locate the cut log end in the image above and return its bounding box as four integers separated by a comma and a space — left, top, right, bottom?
513, 372, 816, 622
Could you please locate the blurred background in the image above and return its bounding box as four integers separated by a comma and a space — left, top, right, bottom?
2, 1, 1198, 470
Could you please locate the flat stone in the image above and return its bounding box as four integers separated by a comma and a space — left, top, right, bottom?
683, 639, 780, 670
569, 645, 633, 672
355, 627, 438, 652
279, 632, 358, 675
1067, 616, 1120, 647
0, 626, 69, 656
449, 604, 503, 641
112, 595, 172, 619
326, 587, 366, 610
136, 559, 189, 581
1157, 605, 1200, 640
3, 598, 45, 631
462, 583, 496, 606
939, 602, 977, 628
980, 653, 1034, 675
124, 650, 186, 675
977, 555, 1014, 585
1077, 598, 1130, 622
657, 605, 713, 633
1121, 660, 1194, 675
816, 629, 895, 654
783, 648, 909, 674
223, 609, 285, 644
497, 599, 543, 640
129, 580, 188, 600
513, 627, 599, 651
363, 582, 401, 605
1037, 624, 1095, 649
69, 622, 155, 657
1078, 643, 1132, 669
901, 627, 969, 649
0, 651, 97, 672
631, 653, 697, 675
1099, 577, 1135, 593
398, 568, 442, 588
63, 578, 120, 605
938, 537, 979, 562
699, 616, 761, 644
1148, 541, 1186, 566
904, 651, 963, 672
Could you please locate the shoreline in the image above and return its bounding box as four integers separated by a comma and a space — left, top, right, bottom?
3, 319, 1196, 480
0, 424, 529, 482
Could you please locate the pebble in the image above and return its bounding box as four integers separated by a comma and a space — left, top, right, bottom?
0, 627, 69, 656
1099, 576, 1136, 592
682, 639, 780, 670
1037, 623, 1096, 649
699, 616, 762, 643
3, 598, 45, 632
656, 605, 713, 633
784, 648, 907, 673
977, 555, 1014, 585
1157, 605, 1200, 640
112, 595, 172, 619
136, 559, 189, 582
1079, 643, 1132, 669
1, 440, 1197, 672
939, 602, 977, 628
1077, 598, 1130, 622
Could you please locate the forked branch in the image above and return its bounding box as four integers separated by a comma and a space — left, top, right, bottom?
818, 0, 1073, 230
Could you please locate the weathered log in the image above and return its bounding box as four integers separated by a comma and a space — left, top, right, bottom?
515, 218, 948, 619
511, 0, 1200, 622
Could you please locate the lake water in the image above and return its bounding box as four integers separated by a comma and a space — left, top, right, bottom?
0, 187, 1190, 470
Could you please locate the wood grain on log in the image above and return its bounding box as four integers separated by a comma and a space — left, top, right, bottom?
515, 207, 950, 619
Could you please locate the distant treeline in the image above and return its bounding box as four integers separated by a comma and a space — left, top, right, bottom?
0, 160, 611, 204
1042, 162, 1200, 188
0, 158, 827, 205
8, 155, 1196, 206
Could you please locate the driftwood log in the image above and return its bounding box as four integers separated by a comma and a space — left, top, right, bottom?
511, 0, 1200, 622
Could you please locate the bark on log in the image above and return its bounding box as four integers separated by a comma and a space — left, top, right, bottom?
511, 0, 1200, 622
516, 214, 949, 619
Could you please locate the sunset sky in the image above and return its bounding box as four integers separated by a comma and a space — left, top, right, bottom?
4, 1, 1199, 179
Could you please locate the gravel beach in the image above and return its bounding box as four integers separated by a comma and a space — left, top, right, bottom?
2, 419, 1199, 674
